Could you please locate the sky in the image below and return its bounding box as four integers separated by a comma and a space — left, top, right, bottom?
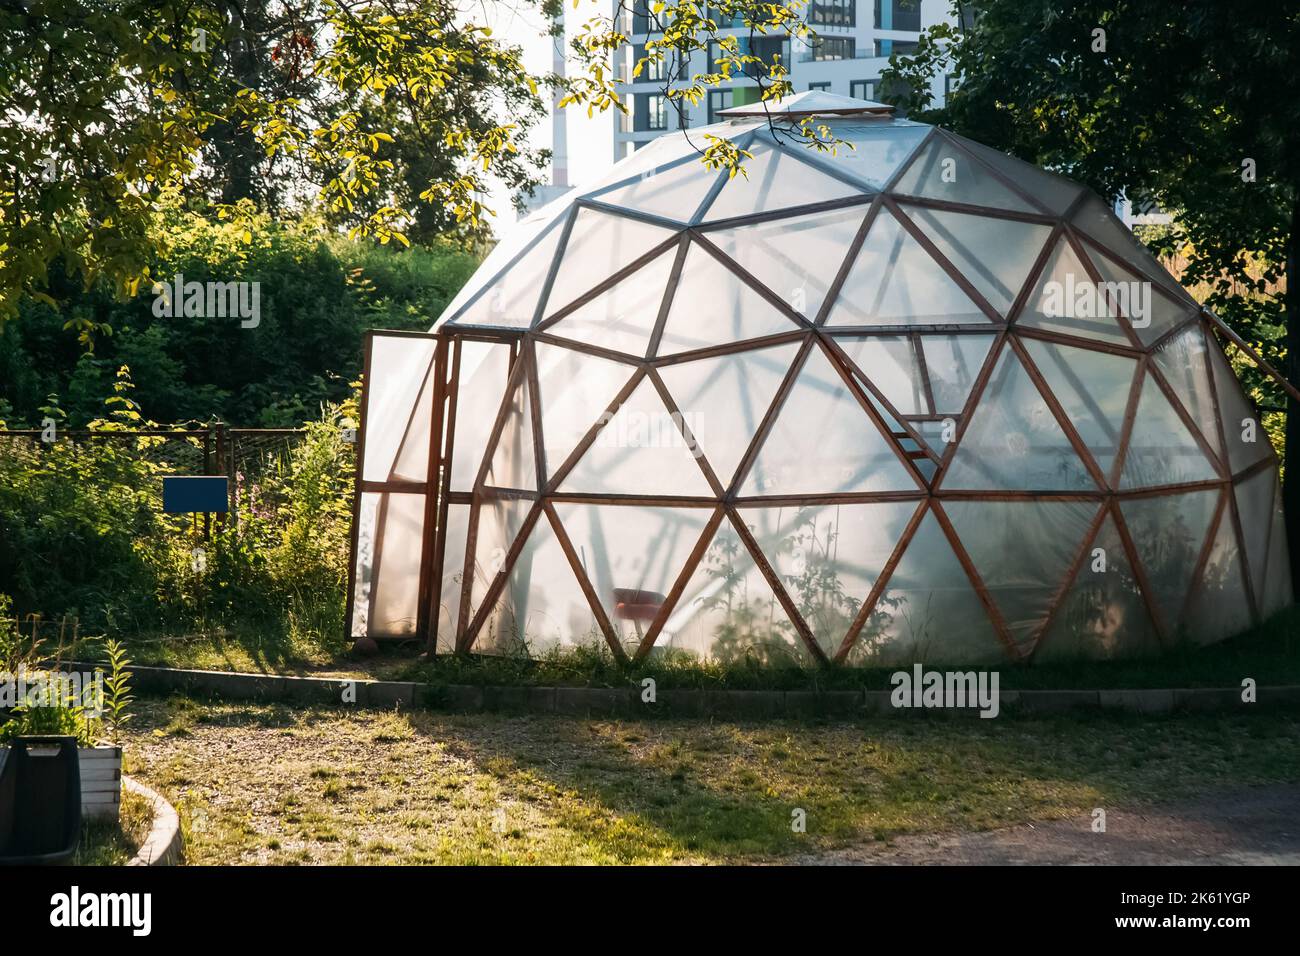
480, 0, 616, 236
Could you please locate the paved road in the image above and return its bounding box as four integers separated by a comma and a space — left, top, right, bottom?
797, 784, 1300, 865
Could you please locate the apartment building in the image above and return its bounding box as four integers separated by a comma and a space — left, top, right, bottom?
612, 0, 962, 159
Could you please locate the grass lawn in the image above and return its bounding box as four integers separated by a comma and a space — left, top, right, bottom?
68, 605, 1300, 691
120, 697, 1300, 865
74, 788, 153, 865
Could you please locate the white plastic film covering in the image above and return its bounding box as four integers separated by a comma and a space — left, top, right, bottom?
941, 343, 1095, 492
1036, 512, 1160, 661
556, 503, 714, 652
659, 519, 811, 666
827, 207, 990, 326
448, 340, 513, 492
364, 492, 426, 637
850, 508, 1003, 666
740, 345, 919, 496
892, 134, 1037, 214
1119, 490, 1219, 636
744, 501, 920, 656
705, 206, 865, 321
362, 335, 436, 483
944, 499, 1100, 649
413, 114, 1289, 660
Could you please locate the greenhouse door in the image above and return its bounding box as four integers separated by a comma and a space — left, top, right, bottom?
345, 330, 448, 645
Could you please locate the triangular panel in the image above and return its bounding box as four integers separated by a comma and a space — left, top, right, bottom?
1119, 489, 1219, 636
921, 333, 995, 414
656, 243, 803, 356
482, 373, 536, 491
702, 144, 867, 222
1070, 195, 1192, 304
590, 154, 723, 223
705, 206, 866, 320
904, 205, 1054, 317
466, 497, 536, 634
1018, 236, 1132, 344
1151, 324, 1224, 461
802, 123, 930, 190
543, 209, 676, 316
657, 341, 802, 488
1183, 507, 1253, 645
559, 376, 713, 496
447, 217, 567, 328
944, 500, 1099, 649
845, 508, 1005, 666
826, 207, 992, 326
1234, 467, 1275, 609
534, 342, 637, 479
941, 344, 1097, 491
891, 134, 1038, 214
554, 503, 715, 654
546, 249, 675, 357
1022, 338, 1136, 481
1081, 242, 1195, 346
745, 501, 920, 655
947, 134, 1084, 215
438, 214, 553, 324
1119, 373, 1218, 490
658, 519, 812, 665
469, 514, 604, 657
1206, 337, 1274, 474
1035, 513, 1161, 660
740, 345, 920, 496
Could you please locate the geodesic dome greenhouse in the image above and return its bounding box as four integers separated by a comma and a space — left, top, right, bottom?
345, 92, 1291, 667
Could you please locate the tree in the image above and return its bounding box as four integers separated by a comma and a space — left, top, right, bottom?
1, 0, 841, 325
882, 0, 1300, 587
0, 0, 548, 320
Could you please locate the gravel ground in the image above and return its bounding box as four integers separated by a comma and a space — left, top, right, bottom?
793, 784, 1300, 865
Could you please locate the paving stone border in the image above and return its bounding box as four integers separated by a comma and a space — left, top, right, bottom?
69, 662, 1300, 718
123, 775, 183, 866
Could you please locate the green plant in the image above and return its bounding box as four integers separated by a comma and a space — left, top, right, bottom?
100, 639, 135, 742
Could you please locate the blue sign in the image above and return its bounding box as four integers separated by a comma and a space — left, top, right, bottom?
162, 476, 229, 514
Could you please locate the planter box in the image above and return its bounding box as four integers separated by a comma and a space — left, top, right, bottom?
78, 744, 122, 823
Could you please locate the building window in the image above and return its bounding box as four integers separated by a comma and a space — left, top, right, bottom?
710, 36, 789, 76
633, 93, 669, 132
707, 89, 734, 123
874, 0, 922, 32
631, 0, 653, 35
634, 44, 662, 81
809, 81, 832, 92
874, 38, 918, 57
850, 79, 876, 100
647, 94, 667, 130
808, 0, 855, 27
703, 3, 746, 28
804, 36, 854, 62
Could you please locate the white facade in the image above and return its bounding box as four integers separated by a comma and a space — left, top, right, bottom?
612, 0, 956, 160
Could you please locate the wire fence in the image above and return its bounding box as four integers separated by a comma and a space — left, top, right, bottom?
0, 424, 308, 532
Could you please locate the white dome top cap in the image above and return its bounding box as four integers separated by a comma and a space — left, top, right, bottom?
716, 90, 896, 120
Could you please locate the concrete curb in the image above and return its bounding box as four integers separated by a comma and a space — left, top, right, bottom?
123, 775, 183, 866
68, 662, 1300, 719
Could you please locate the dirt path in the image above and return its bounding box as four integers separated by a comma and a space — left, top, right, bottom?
795, 784, 1300, 865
